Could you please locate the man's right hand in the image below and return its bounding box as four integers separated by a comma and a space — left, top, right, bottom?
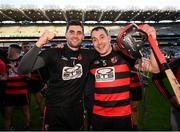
138, 24, 157, 40
36, 30, 56, 48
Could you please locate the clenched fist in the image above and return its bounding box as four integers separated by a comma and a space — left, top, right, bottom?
36, 30, 56, 48
138, 24, 157, 40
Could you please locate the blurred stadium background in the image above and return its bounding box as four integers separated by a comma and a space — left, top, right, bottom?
0, 1, 180, 130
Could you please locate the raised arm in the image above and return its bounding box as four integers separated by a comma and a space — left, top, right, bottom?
134, 24, 160, 73
17, 31, 56, 74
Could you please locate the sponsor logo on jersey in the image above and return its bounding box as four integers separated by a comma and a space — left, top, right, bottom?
62, 64, 83, 80
95, 67, 115, 82
78, 54, 83, 60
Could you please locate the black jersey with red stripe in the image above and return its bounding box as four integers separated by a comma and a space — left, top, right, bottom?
5, 59, 28, 94
90, 50, 135, 117
40, 45, 97, 107
129, 71, 142, 101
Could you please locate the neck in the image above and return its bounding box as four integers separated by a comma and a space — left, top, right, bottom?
67, 43, 79, 51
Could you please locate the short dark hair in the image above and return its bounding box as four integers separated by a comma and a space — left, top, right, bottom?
66, 20, 84, 33
22, 42, 30, 46
91, 26, 109, 36
9, 44, 22, 54
9, 44, 21, 50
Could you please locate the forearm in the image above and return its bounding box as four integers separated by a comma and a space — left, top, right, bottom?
17, 45, 45, 74
148, 50, 160, 73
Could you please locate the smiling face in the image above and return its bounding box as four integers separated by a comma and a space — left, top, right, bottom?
65, 25, 84, 51
91, 28, 112, 56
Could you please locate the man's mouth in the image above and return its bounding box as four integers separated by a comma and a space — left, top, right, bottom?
98, 44, 104, 49
72, 39, 79, 43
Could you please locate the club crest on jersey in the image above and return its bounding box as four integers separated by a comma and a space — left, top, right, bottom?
95, 67, 115, 82
78, 54, 83, 60
111, 56, 118, 64
62, 64, 83, 80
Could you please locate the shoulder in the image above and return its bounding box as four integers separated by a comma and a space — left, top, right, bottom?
40, 48, 62, 55
39, 48, 63, 63
80, 48, 98, 59
114, 50, 135, 68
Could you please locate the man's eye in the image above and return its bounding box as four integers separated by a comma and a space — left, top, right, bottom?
69, 30, 74, 34
92, 39, 96, 42
101, 36, 104, 39
77, 32, 82, 35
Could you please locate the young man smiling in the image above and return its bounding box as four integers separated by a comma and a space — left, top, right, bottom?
90, 25, 159, 130
17, 20, 97, 131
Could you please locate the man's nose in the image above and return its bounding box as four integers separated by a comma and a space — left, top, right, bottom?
96, 40, 101, 45
73, 32, 79, 37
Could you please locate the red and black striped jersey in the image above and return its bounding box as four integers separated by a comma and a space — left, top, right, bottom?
5, 59, 28, 94
130, 72, 142, 89
90, 50, 135, 117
